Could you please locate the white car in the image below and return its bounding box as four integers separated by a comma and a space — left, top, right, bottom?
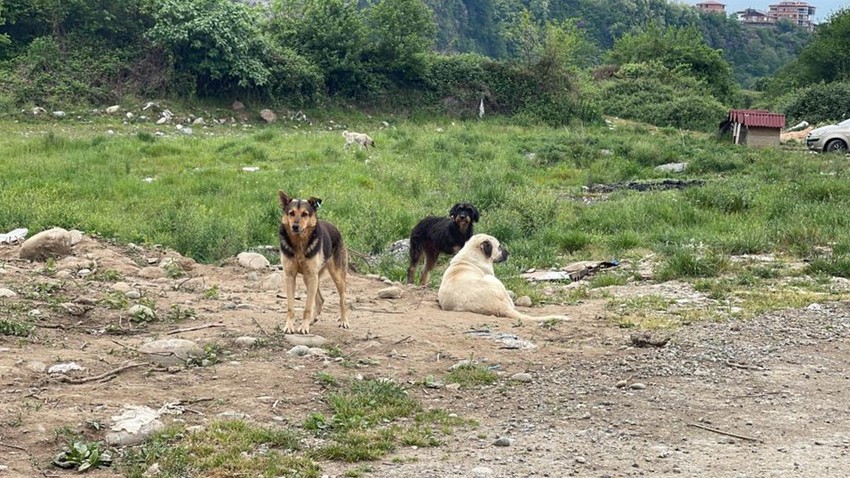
806, 118, 850, 153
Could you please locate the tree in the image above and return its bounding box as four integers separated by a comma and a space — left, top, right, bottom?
144, 0, 271, 94
793, 8, 850, 85
0, 0, 9, 50
366, 0, 436, 83
607, 24, 736, 102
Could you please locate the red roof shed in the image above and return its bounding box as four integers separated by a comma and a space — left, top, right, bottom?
727, 109, 785, 147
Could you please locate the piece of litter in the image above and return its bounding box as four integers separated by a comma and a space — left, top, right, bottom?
48, 362, 85, 374
242, 167, 260, 172
142, 177, 155, 183
0, 228, 28, 244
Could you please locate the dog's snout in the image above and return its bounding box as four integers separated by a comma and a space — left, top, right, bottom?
500, 247, 509, 262
291, 223, 301, 233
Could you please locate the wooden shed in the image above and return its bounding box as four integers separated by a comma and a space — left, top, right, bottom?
727, 109, 785, 148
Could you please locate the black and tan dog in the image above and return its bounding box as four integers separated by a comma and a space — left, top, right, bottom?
407, 202, 480, 286
278, 191, 349, 334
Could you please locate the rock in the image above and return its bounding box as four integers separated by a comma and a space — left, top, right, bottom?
138, 338, 202, 366
27, 361, 47, 373
259, 109, 277, 123
629, 382, 647, 390
515, 296, 533, 307
155, 116, 168, 125
106, 105, 121, 114
308, 347, 327, 356
48, 362, 85, 374
192, 117, 205, 125
377, 286, 402, 299
0, 288, 16, 298
111, 282, 132, 293
52, 111, 66, 118
179, 277, 207, 292
387, 239, 409, 261
32, 106, 47, 115
19, 227, 72, 261
232, 100, 245, 111
510, 372, 533, 383
615, 380, 628, 388
237, 252, 270, 270
68, 229, 84, 245
655, 162, 687, 173
507, 290, 517, 301
263, 272, 282, 291
138, 267, 165, 279
106, 405, 165, 446
234, 336, 258, 348
60, 302, 88, 316
125, 289, 141, 300
77, 268, 92, 278
126, 112, 135, 119
283, 334, 328, 347
576, 456, 587, 464
287, 345, 311, 356
493, 437, 512, 447
471, 466, 494, 477
55, 270, 72, 279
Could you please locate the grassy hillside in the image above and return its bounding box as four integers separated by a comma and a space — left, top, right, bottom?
2, 116, 849, 291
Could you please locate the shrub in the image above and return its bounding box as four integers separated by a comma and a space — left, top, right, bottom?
782, 81, 850, 124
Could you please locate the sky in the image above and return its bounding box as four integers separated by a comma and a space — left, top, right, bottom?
705, 1, 848, 22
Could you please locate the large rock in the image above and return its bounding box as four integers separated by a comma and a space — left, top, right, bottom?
231, 100, 245, 111
259, 109, 277, 123
237, 252, 270, 270
105, 105, 121, 114
283, 334, 328, 347
19, 227, 72, 261
138, 338, 202, 366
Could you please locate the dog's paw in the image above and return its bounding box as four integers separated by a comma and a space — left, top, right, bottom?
283, 324, 297, 334
296, 325, 311, 334
337, 319, 350, 329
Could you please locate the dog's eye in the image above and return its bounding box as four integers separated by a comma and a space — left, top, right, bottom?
301, 212, 308, 218
288, 211, 295, 216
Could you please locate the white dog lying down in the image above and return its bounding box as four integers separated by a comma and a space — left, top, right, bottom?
438, 234, 569, 321
342, 130, 375, 149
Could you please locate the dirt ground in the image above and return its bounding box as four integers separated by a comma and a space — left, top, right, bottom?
1, 237, 849, 477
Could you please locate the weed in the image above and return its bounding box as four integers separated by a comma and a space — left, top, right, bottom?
656, 248, 729, 281
165, 304, 197, 321
90, 269, 123, 282
807, 255, 850, 278
0, 319, 34, 337
187, 343, 225, 367
315, 371, 339, 388
53, 441, 113, 472
100, 292, 129, 310
589, 273, 627, 288
163, 262, 187, 279
202, 284, 220, 299
445, 363, 498, 388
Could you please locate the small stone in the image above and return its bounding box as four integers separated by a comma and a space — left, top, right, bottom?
287, 345, 311, 357
615, 380, 628, 388
125, 289, 141, 300
260, 109, 277, 123
77, 268, 92, 278
629, 383, 647, 390
510, 372, 533, 383
515, 296, 533, 307
106, 105, 121, 114
60, 302, 87, 316
576, 456, 587, 464
48, 362, 85, 374
493, 437, 512, 447
27, 361, 47, 373
128, 304, 156, 321
283, 335, 328, 347
234, 336, 258, 348
445, 383, 461, 391
0, 288, 16, 298
138, 338, 202, 366
471, 466, 493, 477
377, 286, 402, 299
111, 282, 132, 293
237, 252, 270, 270
138, 267, 165, 279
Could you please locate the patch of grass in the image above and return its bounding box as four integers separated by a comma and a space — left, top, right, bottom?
90, 269, 123, 282
588, 273, 627, 288
655, 248, 729, 281
165, 304, 197, 321
124, 422, 318, 478
807, 255, 850, 278
0, 319, 34, 337
326, 380, 420, 431
445, 363, 498, 388
202, 284, 220, 299
100, 292, 129, 310
315, 372, 339, 388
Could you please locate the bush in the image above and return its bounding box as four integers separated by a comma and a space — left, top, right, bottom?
782, 81, 850, 124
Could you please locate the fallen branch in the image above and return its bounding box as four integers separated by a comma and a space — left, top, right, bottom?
351, 306, 405, 315
687, 423, 761, 442
165, 322, 226, 335
393, 335, 413, 345
725, 360, 766, 371
50, 361, 145, 384
251, 317, 272, 337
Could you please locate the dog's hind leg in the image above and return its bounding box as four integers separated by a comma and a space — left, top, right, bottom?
420, 250, 439, 286
327, 261, 349, 329
311, 286, 325, 325
407, 246, 422, 284
282, 269, 298, 334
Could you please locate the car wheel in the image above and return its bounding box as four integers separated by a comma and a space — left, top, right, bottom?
825, 139, 848, 153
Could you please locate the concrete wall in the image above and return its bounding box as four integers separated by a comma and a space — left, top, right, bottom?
745, 127, 780, 148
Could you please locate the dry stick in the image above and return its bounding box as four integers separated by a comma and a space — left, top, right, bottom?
393, 335, 413, 345
165, 322, 226, 335
352, 306, 405, 315
0, 441, 29, 453
725, 360, 766, 371
50, 362, 145, 385
251, 317, 272, 337
687, 423, 761, 443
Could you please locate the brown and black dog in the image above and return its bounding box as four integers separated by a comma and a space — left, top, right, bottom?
278, 191, 349, 334
407, 202, 480, 286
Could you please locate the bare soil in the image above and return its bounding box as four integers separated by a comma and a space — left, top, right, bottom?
1, 238, 849, 477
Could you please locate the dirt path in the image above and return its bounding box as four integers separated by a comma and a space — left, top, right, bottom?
1, 238, 849, 477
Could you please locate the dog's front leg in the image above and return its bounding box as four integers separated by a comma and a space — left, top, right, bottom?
282, 270, 298, 334
299, 271, 319, 334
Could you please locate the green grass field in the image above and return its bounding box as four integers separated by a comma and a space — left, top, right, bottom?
2, 115, 850, 287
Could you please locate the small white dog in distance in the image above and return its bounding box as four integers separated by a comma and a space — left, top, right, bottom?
438, 234, 569, 321
342, 130, 375, 150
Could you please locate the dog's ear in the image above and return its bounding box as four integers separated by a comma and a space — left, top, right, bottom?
471, 205, 480, 222
480, 239, 493, 259
279, 190, 292, 208
307, 196, 322, 211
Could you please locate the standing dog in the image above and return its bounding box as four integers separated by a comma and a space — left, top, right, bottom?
342, 130, 375, 150
278, 191, 350, 334
407, 202, 480, 286
438, 234, 568, 321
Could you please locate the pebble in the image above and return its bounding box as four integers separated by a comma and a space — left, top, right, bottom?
377, 286, 402, 299
493, 437, 512, 447
471, 466, 493, 477
615, 380, 628, 388
234, 336, 258, 348
125, 289, 141, 299
515, 296, 533, 307
576, 456, 587, 464
510, 372, 533, 383
287, 345, 311, 356
0, 288, 16, 298
283, 334, 328, 347
629, 382, 647, 390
